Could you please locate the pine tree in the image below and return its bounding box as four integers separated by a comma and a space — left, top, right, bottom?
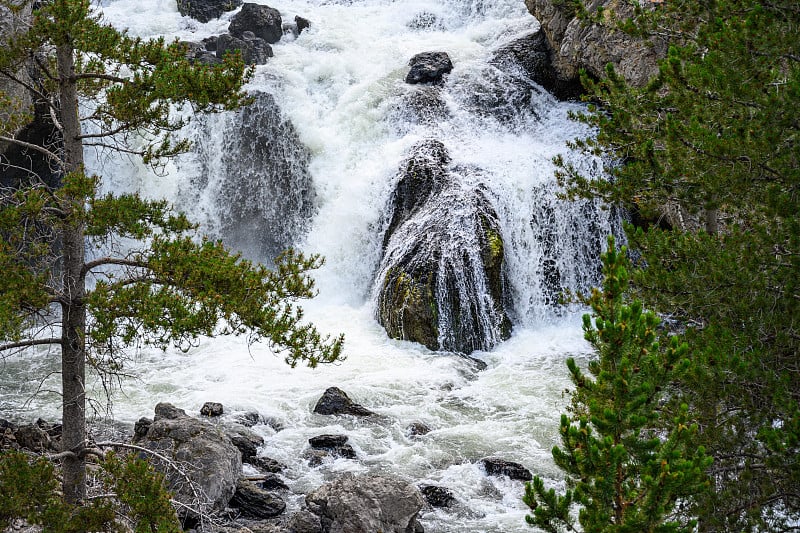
524, 237, 710, 532
0, 0, 344, 505
553, 0, 800, 528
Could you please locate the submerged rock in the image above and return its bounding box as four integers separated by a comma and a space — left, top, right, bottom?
307, 434, 357, 463
480, 457, 532, 481
419, 484, 456, 508
376, 141, 512, 353
306, 473, 424, 533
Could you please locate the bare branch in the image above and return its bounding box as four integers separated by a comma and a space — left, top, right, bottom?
0, 67, 52, 105
82, 256, 148, 275
0, 135, 63, 167
0, 338, 62, 352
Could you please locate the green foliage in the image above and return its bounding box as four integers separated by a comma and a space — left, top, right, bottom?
0, 450, 180, 533
524, 237, 710, 532
552, 0, 799, 528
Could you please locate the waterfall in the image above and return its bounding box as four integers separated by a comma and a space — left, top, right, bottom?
0, 0, 622, 531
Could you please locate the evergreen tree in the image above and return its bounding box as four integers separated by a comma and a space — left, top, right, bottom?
0, 0, 344, 505
554, 0, 799, 528
524, 237, 710, 533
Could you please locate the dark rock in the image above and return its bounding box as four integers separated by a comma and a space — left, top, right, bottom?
392, 86, 449, 128
295, 16, 310, 34
136, 403, 242, 517
249, 456, 286, 473
231, 479, 286, 519
202, 35, 218, 51
235, 411, 262, 427
405, 51, 453, 85
260, 472, 290, 491
406, 422, 431, 437
177, 0, 242, 23
480, 458, 532, 481
217, 32, 273, 65
307, 434, 356, 462
376, 142, 512, 353
201, 401, 224, 417
15, 424, 50, 451
133, 417, 152, 441
0, 419, 17, 432
308, 434, 349, 449
306, 473, 424, 533
35, 419, 61, 438
490, 30, 583, 101
419, 484, 456, 507
313, 387, 375, 417
229, 3, 282, 44
225, 424, 264, 461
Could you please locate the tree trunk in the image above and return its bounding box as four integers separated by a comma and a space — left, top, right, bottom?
57, 41, 88, 505
704, 207, 719, 235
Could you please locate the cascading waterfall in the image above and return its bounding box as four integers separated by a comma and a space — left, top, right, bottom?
0, 0, 623, 531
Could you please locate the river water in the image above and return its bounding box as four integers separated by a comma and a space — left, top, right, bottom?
0, 0, 620, 530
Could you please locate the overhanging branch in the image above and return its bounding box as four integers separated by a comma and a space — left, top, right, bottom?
0, 338, 62, 352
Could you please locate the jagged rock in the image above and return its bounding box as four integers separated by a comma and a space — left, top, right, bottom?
135, 403, 242, 517
225, 424, 264, 461
419, 484, 456, 507
133, 417, 152, 440
406, 422, 431, 437
405, 51, 453, 85
231, 479, 286, 519
229, 3, 282, 44
249, 456, 286, 473
285, 510, 322, 533
261, 472, 289, 491
216, 32, 273, 65
480, 457, 532, 481
306, 473, 424, 533
201, 401, 224, 417
524, 0, 666, 88
295, 16, 310, 34
176, 0, 242, 23
313, 387, 375, 417
376, 141, 512, 353
490, 30, 583, 101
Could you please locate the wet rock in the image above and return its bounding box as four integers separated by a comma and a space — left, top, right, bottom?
201, 401, 224, 417
306, 473, 424, 533
260, 472, 290, 491
135, 403, 241, 517
480, 457, 532, 481
376, 141, 512, 353
407, 11, 444, 31
176, 0, 242, 23
313, 387, 375, 417
216, 32, 273, 65
392, 86, 449, 127
249, 456, 286, 473
419, 484, 456, 507
405, 51, 453, 85
231, 479, 286, 519
308, 434, 356, 462
229, 3, 282, 44
225, 424, 264, 461
406, 422, 431, 437
295, 16, 310, 34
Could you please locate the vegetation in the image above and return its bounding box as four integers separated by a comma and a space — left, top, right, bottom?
0, 0, 343, 509
525, 238, 711, 532
541, 0, 799, 530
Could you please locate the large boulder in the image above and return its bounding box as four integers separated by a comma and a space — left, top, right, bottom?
480, 457, 532, 481
229, 3, 283, 44
133, 403, 242, 517
216, 32, 273, 65
524, 0, 666, 88
405, 51, 453, 85
375, 141, 512, 353
306, 473, 424, 533
230, 479, 286, 519
176, 0, 242, 23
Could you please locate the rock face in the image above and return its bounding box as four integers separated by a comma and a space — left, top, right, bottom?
313, 387, 375, 417
176, 0, 242, 23
133, 403, 242, 517
524, 0, 666, 88
375, 140, 512, 353
405, 51, 453, 85
229, 3, 283, 44
306, 473, 424, 533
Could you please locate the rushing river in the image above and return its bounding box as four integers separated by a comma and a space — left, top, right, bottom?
0, 0, 620, 530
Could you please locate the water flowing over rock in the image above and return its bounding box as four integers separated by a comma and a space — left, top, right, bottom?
405, 51, 453, 85
184, 91, 315, 261
306, 473, 424, 533
480, 457, 532, 481
229, 3, 283, 44
132, 403, 242, 517
524, 0, 666, 88
176, 0, 241, 23
313, 387, 375, 417
375, 141, 512, 354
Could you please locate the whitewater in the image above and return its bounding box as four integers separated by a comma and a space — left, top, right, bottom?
0, 0, 620, 530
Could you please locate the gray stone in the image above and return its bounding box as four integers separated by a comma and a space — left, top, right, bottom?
286, 510, 322, 533
230, 479, 286, 519
313, 387, 375, 417
480, 457, 532, 481
306, 473, 424, 533
225, 423, 264, 461
216, 33, 273, 65
14, 424, 50, 452
405, 51, 453, 85
229, 3, 283, 44
176, 0, 242, 23
419, 484, 456, 507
